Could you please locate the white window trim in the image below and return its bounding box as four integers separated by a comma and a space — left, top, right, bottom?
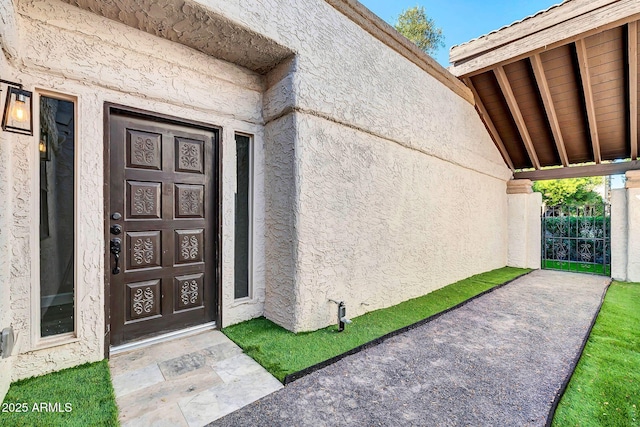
30, 89, 79, 350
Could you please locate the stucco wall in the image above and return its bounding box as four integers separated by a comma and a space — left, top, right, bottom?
507, 189, 542, 270
51, 0, 511, 332
4, 0, 513, 381
3, 0, 269, 381
263, 113, 299, 330
203, 0, 508, 177
612, 174, 640, 282
626, 186, 640, 282
507, 195, 527, 267
527, 194, 542, 269
291, 113, 508, 331
0, 56, 15, 401
188, 0, 511, 331
0, 2, 18, 399
611, 188, 627, 281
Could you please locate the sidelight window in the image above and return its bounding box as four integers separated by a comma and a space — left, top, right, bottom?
39, 95, 75, 337
234, 134, 252, 299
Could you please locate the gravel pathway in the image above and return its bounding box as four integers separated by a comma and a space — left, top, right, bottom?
209, 270, 609, 427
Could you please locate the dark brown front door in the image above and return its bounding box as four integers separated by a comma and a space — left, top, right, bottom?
108, 111, 218, 346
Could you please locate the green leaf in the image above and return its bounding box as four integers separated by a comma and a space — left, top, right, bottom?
394, 6, 445, 56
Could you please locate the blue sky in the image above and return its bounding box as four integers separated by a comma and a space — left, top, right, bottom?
359, 0, 561, 66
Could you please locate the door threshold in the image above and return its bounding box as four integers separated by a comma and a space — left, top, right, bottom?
110, 322, 217, 356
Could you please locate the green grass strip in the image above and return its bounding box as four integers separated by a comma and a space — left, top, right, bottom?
552, 281, 640, 427
542, 260, 610, 276
0, 360, 118, 427
223, 266, 530, 382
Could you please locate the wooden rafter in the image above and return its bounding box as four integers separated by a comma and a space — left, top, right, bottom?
629, 21, 638, 160
575, 38, 602, 164
463, 77, 515, 171
514, 160, 640, 180
530, 54, 570, 166
494, 66, 541, 169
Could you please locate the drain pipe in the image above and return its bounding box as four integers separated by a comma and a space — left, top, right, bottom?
328, 299, 352, 332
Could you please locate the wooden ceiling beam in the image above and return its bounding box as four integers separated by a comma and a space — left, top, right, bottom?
463, 77, 515, 171
514, 160, 640, 180
494, 66, 541, 169
629, 21, 638, 160
530, 54, 570, 166
575, 39, 602, 164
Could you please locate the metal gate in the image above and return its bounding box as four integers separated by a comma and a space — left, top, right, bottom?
541, 203, 610, 276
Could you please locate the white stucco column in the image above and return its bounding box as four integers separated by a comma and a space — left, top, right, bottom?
610, 188, 627, 281
507, 179, 542, 269
0, 0, 19, 401
625, 171, 640, 282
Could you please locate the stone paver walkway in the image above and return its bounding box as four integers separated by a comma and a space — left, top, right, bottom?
109, 329, 282, 426
209, 270, 609, 427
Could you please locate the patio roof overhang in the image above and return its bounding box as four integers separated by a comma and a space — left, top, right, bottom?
449, 0, 640, 180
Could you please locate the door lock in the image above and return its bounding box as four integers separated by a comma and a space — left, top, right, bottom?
110, 238, 122, 275
110, 224, 122, 235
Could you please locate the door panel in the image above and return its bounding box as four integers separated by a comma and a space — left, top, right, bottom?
108, 113, 218, 346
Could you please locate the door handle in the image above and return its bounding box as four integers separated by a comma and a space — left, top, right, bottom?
110, 238, 122, 275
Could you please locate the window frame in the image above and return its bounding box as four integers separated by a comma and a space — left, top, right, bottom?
233, 132, 254, 301
31, 89, 79, 349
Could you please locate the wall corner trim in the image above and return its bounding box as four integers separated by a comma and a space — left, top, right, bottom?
625, 170, 640, 188
506, 179, 533, 194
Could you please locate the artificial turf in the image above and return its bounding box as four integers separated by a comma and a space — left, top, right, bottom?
552, 281, 640, 427
0, 360, 119, 427
3, 269, 634, 426
542, 260, 610, 276
223, 266, 531, 382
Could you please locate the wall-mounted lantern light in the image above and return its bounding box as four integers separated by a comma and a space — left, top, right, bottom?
1, 79, 33, 135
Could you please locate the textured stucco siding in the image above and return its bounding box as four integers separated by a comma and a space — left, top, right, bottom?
527, 193, 542, 269
208, 0, 511, 331
202, 0, 509, 181
0, 54, 14, 398
291, 113, 508, 331
193, 0, 511, 330
4, 0, 513, 376
507, 192, 542, 270
263, 113, 299, 331
626, 187, 640, 282
0, 3, 17, 398
611, 189, 627, 281
507, 195, 528, 268
3, 0, 268, 381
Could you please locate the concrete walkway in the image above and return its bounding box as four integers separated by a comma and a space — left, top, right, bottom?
209, 270, 609, 427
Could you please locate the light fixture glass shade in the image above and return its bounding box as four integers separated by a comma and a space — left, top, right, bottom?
2, 86, 33, 135
11, 94, 28, 122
